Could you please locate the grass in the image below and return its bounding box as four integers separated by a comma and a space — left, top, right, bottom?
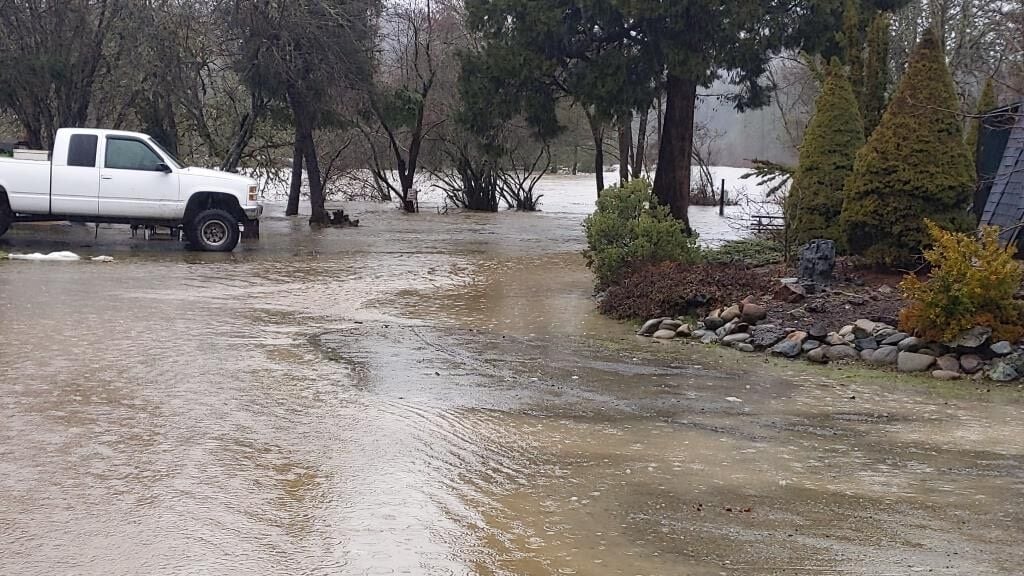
703, 238, 786, 267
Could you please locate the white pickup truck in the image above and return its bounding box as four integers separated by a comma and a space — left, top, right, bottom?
0, 128, 262, 251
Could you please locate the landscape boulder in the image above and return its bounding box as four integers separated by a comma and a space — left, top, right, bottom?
741, 303, 768, 324
775, 281, 806, 303
960, 354, 983, 374
653, 329, 677, 340
798, 239, 836, 285
807, 347, 829, 363
749, 325, 786, 348
950, 326, 992, 350
898, 352, 936, 373
721, 305, 742, 323
990, 341, 1013, 356
897, 337, 927, 353
935, 355, 961, 373
771, 331, 808, 358
638, 318, 666, 336
826, 345, 860, 361
868, 346, 900, 366
932, 370, 961, 381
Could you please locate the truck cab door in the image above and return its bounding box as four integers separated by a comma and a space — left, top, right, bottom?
50, 133, 100, 216
98, 137, 179, 219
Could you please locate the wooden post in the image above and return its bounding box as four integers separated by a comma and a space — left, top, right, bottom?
719, 179, 726, 216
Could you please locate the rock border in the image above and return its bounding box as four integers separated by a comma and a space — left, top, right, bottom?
637, 302, 1024, 383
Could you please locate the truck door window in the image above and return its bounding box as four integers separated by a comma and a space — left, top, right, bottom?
105, 138, 164, 171
67, 134, 98, 167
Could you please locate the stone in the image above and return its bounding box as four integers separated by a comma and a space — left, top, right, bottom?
987, 361, 1019, 382
676, 324, 693, 337
869, 346, 900, 366
775, 282, 806, 303
749, 325, 786, 348
797, 239, 836, 285
881, 332, 910, 346
771, 331, 808, 358
721, 304, 742, 323
854, 338, 879, 351
638, 318, 666, 336
838, 325, 855, 338
789, 308, 809, 320
877, 284, 894, 294
990, 341, 1014, 356
700, 332, 720, 345
740, 303, 768, 324
808, 323, 828, 340
932, 370, 962, 381
826, 345, 860, 361
897, 337, 926, 353
732, 343, 756, 353
807, 347, 829, 363
703, 315, 726, 331
652, 330, 677, 340
802, 340, 821, 352
898, 352, 936, 373
860, 349, 876, 362
659, 319, 683, 331
951, 326, 992, 350
936, 355, 961, 373
853, 319, 877, 339
960, 354, 984, 374
722, 333, 751, 345
874, 328, 898, 341
826, 333, 846, 346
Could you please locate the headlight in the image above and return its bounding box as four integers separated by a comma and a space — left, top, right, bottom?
248, 185, 258, 203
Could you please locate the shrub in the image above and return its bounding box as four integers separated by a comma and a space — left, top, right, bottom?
841, 32, 975, 267
600, 261, 770, 320
583, 179, 699, 288
785, 60, 865, 246
899, 221, 1024, 342
704, 239, 785, 267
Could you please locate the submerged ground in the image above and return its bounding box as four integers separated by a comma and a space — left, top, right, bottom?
1, 201, 1022, 575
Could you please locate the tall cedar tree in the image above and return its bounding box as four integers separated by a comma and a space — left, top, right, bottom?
965, 77, 997, 171
841, 32, 974, 266
461, 0, 879, 230
786, 61, 865, 246
861, 13, 890, 135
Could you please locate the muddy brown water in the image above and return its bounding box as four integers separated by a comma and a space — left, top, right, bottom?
1, 204, 1023, 575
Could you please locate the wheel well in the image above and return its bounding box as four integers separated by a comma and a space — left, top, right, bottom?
184, 192, 244, 224
0, 187, 9, 213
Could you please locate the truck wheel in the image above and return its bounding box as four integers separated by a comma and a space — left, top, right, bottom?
0, 202, 11, 238
189, 208, 239, 252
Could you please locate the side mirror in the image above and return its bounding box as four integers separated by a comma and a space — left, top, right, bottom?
156, 162, 172, 173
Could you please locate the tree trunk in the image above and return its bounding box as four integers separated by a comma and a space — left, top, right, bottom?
220, 106, 259, 173
653, 74, 697, 231
300, 125, 329, 226
587, 112, 605, 194
618, 111, 632, 185
632, 106, 649, 179
286, 132, 303, 216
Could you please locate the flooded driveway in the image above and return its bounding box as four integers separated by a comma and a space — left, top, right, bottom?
1, 204, 1022, 575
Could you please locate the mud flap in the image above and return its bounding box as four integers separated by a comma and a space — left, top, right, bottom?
242, 219, 260, 240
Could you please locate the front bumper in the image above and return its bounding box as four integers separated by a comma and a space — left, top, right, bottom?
243, 204, 263, 220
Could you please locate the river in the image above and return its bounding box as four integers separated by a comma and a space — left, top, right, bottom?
1, 188, 1022, 575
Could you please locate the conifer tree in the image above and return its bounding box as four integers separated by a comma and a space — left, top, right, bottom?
965, 77, 997, 171
841, 31, 975, 266
786, 61, 865, 246
861, 13, 890, 135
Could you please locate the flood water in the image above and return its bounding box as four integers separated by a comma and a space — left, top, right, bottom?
1, 197, 1022, 575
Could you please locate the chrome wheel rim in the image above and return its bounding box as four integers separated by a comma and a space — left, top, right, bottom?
201, 220, 229, 247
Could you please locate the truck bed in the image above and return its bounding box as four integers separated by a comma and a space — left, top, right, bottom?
0, 156, 51, 214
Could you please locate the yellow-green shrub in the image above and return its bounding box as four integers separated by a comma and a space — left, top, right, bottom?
899, 221, 1024, 342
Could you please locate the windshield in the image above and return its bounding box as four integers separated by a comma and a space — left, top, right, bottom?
147, 137, 183, 170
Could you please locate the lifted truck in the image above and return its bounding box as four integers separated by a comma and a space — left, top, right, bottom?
0, 128, 262, 251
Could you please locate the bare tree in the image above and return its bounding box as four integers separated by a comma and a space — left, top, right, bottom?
361, 0, 465, 212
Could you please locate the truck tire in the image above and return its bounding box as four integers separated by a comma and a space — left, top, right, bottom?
188, 208, 240, 252
0, 200, 11, 238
